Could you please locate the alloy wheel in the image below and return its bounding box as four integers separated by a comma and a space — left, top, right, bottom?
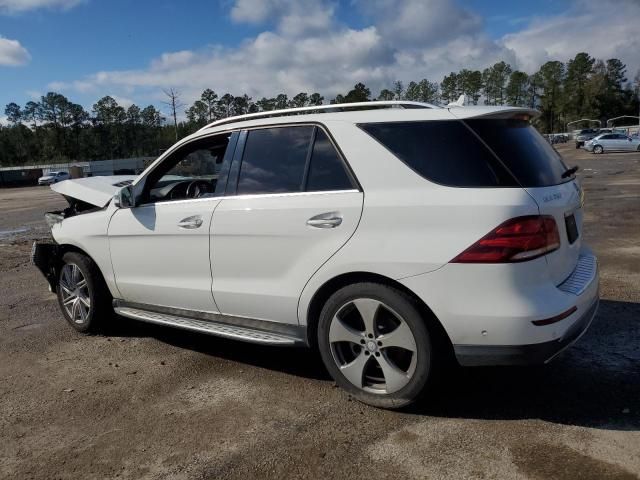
329, 298, 418, 394
59, 263, 91, 324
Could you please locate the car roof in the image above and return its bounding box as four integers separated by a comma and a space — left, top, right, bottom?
193, 103, 539, 137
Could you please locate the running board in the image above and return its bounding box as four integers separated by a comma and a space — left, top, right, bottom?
113, 303, 305, 346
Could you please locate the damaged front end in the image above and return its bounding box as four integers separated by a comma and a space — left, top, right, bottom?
34, 198, 99, 291
34, 197, 103, 292
31, 241, 60, 292
33, 175, 137, 291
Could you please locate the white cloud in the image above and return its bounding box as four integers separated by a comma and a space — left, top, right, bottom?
47, 0, 640, 108
356, 0, 482, 48
0, 35, 30, 65
230, 0, 334, 36
0, 114, 9, 125
109, 95, 134, 108
501, 0, 640, 76
0, 0, 83, 13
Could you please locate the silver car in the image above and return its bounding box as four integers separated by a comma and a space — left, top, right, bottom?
585, 133, 640, 153
38, 171, 71, 185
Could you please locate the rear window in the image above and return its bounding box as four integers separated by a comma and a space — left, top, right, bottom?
360, 121, 517, 187
465, 119, 569, 187
361, 119, 569, 188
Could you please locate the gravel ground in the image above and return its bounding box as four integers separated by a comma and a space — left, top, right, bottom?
1, 144, 639, 480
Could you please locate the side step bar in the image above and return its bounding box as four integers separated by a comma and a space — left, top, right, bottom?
113, 301, 306, 347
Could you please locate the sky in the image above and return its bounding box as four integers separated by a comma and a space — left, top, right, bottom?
0, 0, 639, 119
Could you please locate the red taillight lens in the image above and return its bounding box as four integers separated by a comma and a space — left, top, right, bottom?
451, 215, 560, 263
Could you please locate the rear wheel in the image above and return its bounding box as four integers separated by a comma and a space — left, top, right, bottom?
593, 145, 603, 154
317, 283, 433, 409
57, 252, 112, 333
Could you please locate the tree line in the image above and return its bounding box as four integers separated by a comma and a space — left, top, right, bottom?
1, 51, 639, 167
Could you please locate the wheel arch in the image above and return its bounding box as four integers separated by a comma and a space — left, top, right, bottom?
54, 243, 112, 295
304, 271, 454, 359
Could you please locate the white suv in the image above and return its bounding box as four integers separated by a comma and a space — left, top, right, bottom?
33, 101, 599, 408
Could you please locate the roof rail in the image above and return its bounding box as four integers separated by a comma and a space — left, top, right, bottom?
197, 100, 439, 131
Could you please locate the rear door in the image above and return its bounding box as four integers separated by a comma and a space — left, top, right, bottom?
210, 124, 363, 325
464, 117, 582, 284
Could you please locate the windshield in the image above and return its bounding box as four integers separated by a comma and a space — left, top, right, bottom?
465, 119, 570, 187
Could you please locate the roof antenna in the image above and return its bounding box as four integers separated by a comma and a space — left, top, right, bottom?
447, 94, 466, 108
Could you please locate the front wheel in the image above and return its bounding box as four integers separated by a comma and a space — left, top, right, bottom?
57, 252, 112, 333
593, 145, 603, 154
317, 283, 434, 409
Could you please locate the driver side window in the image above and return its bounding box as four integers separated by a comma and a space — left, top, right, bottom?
143, 133, 233, 204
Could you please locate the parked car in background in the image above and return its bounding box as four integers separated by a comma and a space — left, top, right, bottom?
585, 133, 640, 153
575, 129, 600, 149
38, 171, 70, 185
32, 101, 599, 409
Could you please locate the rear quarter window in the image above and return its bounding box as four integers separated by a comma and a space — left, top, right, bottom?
360, 121, 517, 187
465, 119, 569, 187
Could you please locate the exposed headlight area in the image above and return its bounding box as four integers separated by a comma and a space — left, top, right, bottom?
44, 212, 65, 229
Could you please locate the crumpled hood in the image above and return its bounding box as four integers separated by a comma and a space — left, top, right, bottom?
50, 175, 137, 207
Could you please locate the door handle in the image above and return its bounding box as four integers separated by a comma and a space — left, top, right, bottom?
178, 215, 203, 229
307, 212, 343, 229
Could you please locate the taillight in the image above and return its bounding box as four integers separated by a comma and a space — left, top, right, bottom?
451, 215, 560, 263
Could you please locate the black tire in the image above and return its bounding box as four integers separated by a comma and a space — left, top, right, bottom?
594, 145, 603, 154
317, 282, 434, 409
575, 142, 580, 149
56, 252, 112, 333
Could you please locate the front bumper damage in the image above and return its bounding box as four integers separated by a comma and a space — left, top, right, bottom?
31, 241, 60, 292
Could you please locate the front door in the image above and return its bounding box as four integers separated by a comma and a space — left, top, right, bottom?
109, 132, 236, 312
211, 125, 363, 324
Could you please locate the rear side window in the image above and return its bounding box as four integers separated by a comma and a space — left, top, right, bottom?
465, 119, 568, 187
360, 121, 517, 187
305, 129, 353, 191
237, 126, 314, 194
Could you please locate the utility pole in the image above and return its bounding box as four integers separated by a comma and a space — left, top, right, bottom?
162, 88, 184, 141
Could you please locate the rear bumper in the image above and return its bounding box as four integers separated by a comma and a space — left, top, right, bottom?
454, 298, 599, 366
399, 247, 600, 367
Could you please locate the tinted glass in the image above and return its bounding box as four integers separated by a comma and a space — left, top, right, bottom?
306, 129, 353, 191
361, 121, 516, 187
237, 126, 313, 194
164, 147, 224, 179
465, 119, 569, 187
145, 134, 231, 203
601, 134, 614, 139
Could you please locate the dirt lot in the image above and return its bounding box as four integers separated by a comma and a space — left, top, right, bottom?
1, 144, 639, 480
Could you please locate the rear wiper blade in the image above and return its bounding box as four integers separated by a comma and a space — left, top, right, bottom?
562, 166, 579, 178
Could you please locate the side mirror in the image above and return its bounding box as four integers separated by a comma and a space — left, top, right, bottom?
114, 185, 136, 208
